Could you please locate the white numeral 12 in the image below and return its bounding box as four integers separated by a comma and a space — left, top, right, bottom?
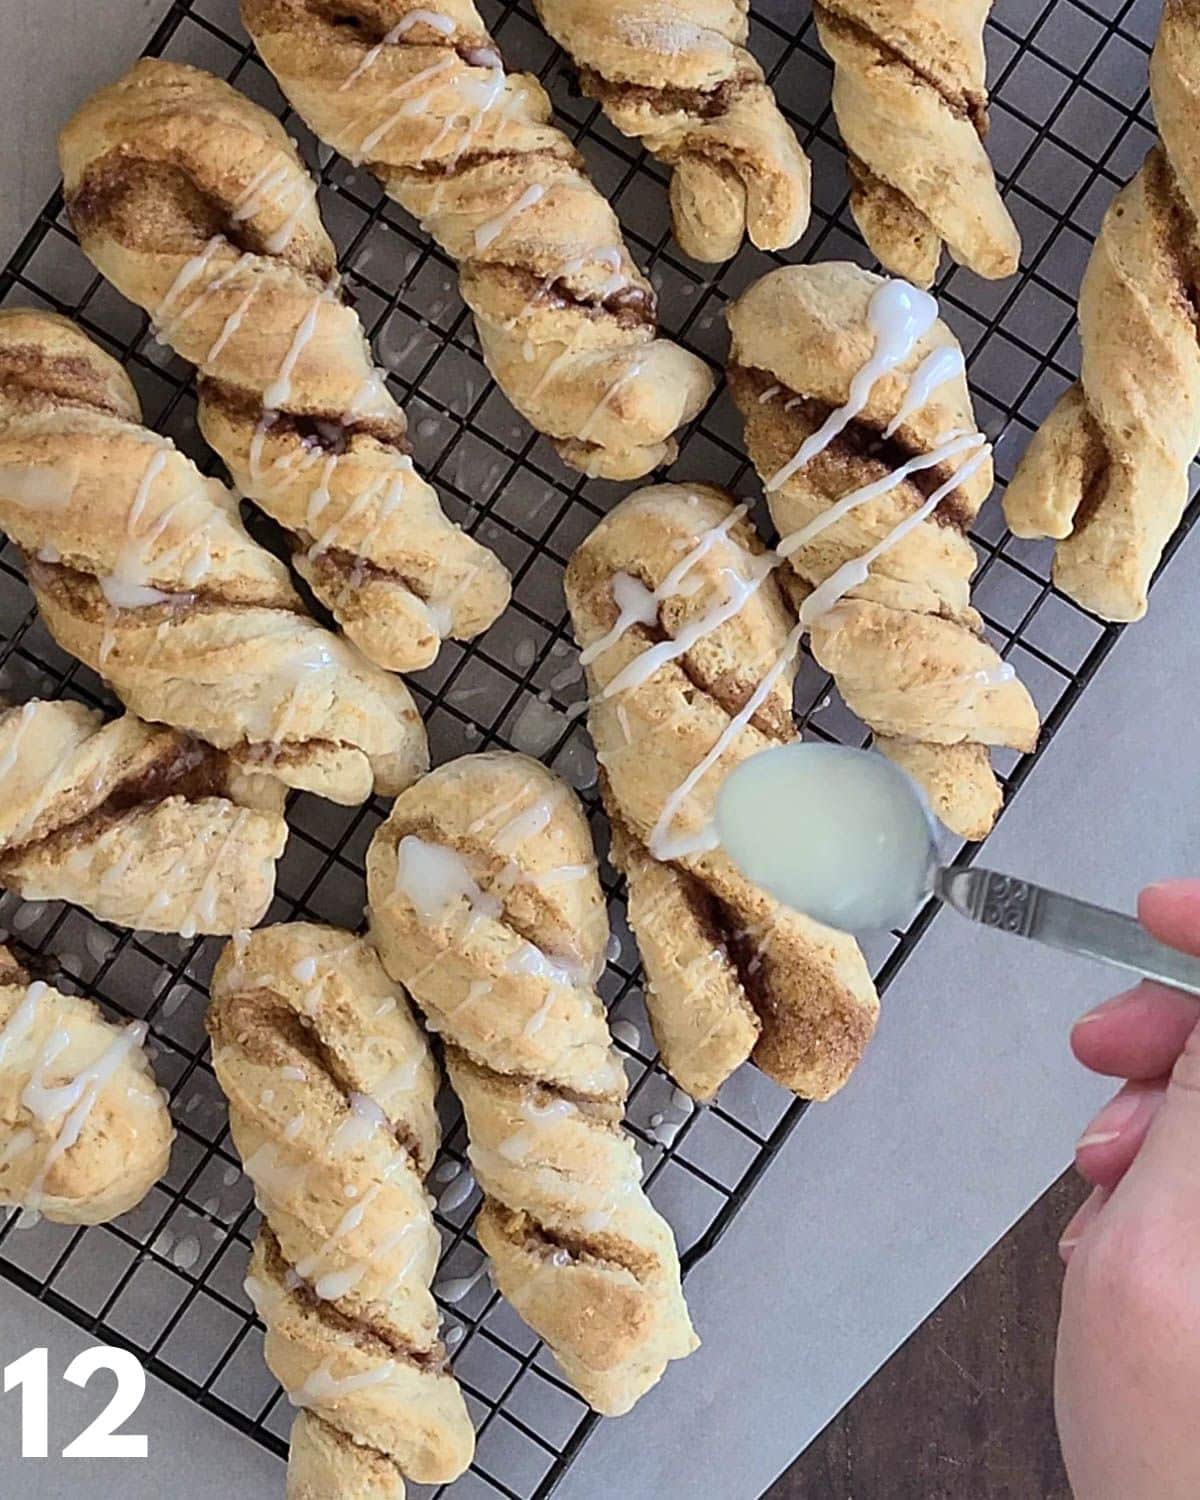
3, 1347, 147, 1458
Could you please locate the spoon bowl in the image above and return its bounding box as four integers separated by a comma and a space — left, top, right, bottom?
715, 742, 937, 932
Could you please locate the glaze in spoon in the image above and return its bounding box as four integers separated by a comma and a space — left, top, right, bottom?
715, 743, 1200, 997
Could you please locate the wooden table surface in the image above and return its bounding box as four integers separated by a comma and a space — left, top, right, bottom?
766, 1171, 1087, 1498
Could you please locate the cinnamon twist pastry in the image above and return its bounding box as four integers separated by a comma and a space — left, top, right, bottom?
61, 60, 510, 672
532, 0, 811, 262
208, 924, 474, 1497
564, 483, 879, 1100
0, 947, 173, 1224
241, 0, 715, 480
727, 265, 1039, 840
0, 310, 427, 805
813, 1, 1020, 286
366, 752, 698, 1415
1004, 2, 1200, 622
0, 699, 286, 936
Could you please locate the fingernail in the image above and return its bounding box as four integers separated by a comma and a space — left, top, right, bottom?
1073, 996, 1125, 1028
1076, 1090, 1144, 1152
1059, 1185, 1109, 1263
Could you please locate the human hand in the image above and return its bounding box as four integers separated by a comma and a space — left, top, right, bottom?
1055, 879, 1200, 1500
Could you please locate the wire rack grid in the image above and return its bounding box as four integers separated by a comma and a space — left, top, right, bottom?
0, 0, 1194, 1495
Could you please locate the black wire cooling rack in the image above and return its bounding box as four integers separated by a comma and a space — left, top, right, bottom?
0, 0, 1193, 1494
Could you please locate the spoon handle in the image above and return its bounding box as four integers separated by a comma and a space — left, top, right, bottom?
934, 867, 1200, 998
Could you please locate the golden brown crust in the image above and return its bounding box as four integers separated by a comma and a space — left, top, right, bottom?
61, 59, 510, 671
607, 814, 759, 1100
240, 0, 714, 479
0, 309, 428, 804
727, 265, 1040, 839
287, 1412, 405, 1500
813, 0, 1019, 284
1003, 3, 1200, 621
564, 482, 880, 1099
0, 977, 172, 1224
533, 0, 810, 261
366, 752, 697, 1414
0, 699, 287, 935
209, 924, 473, 1493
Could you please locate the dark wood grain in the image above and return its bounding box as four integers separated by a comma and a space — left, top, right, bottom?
765, 1170, 1088, 1499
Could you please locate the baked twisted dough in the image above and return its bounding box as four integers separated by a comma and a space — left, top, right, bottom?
728, 265, 1039, 840
208, 924, 473, 1497
241, 0, 715, 480
0, 947, 173, 1224
565, 483, 879, 1099
813, 1, 1020, 286
0, 310, 427, 805
61, 60, 510, 672
533, 0, 811, 262
0, 699, 287, 936
1004, 2, 1200, 622
366, 752, 697, 1414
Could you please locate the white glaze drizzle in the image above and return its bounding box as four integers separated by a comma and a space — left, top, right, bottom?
798, 444, 991, 627
765, 279, 939, 493
775, 430, 986, 560
156, 236, 225, 324
177, 809, 254, 939
205, 285, 259, 367
577, 359, 645, 444
230, 163, 292, 223
0, 461, 81, 513
330, 1092, 390, 1157
474, 183, 545, 252
354, 57, 458, 160
21, 1020, 149, 1208
648, 624, 804, 862
579, 504, 748, 668
393, 836, 501, 927
289, 1359, 398, 1408
340, 8, 456, 91
306, 472, 392, 562
0, 702, 38, 781
599, 553, 775, 701
0, 982, 47, 1066
495, 1095, 575, 1163
882, 345, 965, 439
263, 294, 329, 408
161, 247, 259, 347
264, 179, 320, 256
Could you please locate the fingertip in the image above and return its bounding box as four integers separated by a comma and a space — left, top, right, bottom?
1138, 880, 1200, 957
1069, 983, 1200, 1080
1069, 987, 1142, 1067
1072, 1080, 1167, 1190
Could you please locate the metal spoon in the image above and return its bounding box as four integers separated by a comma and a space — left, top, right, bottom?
714, 742, 1200, 997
